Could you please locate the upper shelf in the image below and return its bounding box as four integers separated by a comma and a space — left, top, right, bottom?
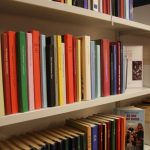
0, 87, 150, 127
0, 0, 150, 37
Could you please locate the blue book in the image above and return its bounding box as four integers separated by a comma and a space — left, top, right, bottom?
92, 124, 99, 150
110, 44, 117, 95
90, 41, 96, 99
40, 34, 47, 108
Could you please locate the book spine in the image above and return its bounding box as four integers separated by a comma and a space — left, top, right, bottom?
26, 33, 34, 111
120, 0, 124, 18
100, 0, 103, 13
32, 30, 42, 109
64, 34, 74, 103
129, 0, 133, 20
107, 0, 111, 14
57, 35, 63, 106
120, 43, 124, 93
102, 0, 107, 13
8, 31, 18, 113
16, 32, 28, 112
84, 0, 88, 8
1, 33, 11, 114
101, 39, 110, 96
92, 126, 98, 150
40, 34, 47, 108
125, 0, 129, 19
73, 37, 77, 102
90, 41, 96, 99
88, 0, 91, 9
110, 45, 114, 95
0, 34, 5, 116
92, 0, 98, 11
113, 45, 117, 95
62, 42, 66, 105
76, 39, 81, 102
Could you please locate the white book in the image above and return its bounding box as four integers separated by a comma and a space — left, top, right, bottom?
62, 43, 66, 105
125, 0, 129, 19
81, 36, 91, 100
92, 0, 98, 12
99, 0, 103, 13
124, 45, 143, 88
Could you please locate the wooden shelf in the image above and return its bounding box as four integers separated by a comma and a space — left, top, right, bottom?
0, 0, 150, 36
0, 87, 150, 127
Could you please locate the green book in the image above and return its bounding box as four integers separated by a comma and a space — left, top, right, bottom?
16, 32, 28, 112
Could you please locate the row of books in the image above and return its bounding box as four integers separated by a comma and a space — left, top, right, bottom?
0, 30, 143, 117
0, 113, 126, 150
53, 0, 133, 20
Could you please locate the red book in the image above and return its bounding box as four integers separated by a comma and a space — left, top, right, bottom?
117, 41, 121, 94
1, 33, 12, 114
64, 34, 74, 104
120, 0, 124, 18
103, 0, 107, 14
101, 39, 110, 96
73, 37, 77, 102
107, 0, 111, 14
8, 31, 18, 113
116, 118, 121, 150
32, 30, 42, 109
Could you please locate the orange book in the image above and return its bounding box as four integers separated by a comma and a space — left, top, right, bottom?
8, 31, 18, 113
64, 34, 74, 104
120, 116, 126, 150
32, 30, 42, 109
120, 0, 124, 18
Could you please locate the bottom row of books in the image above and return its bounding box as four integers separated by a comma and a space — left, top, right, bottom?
0, 106, 145, 150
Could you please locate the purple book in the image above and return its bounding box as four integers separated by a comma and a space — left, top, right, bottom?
129, 0, 133, 20
84, 0, 88, 9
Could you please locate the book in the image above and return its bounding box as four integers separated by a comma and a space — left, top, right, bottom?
64, 34, 74, 104
3, 140, 20, 150
0, 34, 5, 116
32, 30, 42, 109
40, 34, 47, 108
16, 32, 28, 112
117, 106, 144, 150
80, 36, 91, 100
26, 33, 35, 111
7, 31, 18, 113
91, 0, 98, 11
124, 46, 143, 88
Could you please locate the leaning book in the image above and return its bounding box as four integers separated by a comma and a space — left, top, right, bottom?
116, 106, 144, 150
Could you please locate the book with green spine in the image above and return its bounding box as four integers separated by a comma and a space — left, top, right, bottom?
16, 32, 28, 112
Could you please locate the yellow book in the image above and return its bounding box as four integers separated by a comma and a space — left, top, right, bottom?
65, 0, 72, 5
56, 35, 63, 105
0, 46, 5, 116
76, 39, 81, 102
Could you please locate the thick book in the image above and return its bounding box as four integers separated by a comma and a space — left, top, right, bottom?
26, 33, 34, 111
1, 33, 10, 114
32, 30, 42, 109
117, 106, 144, 150
7, 31, 18, 113
80, 36, 91, 100
90, 41, 96, 99
46, 37, 56, 107
91, 0, 98, 11
16, 32, 28, 112
40, 34, 47, 108
100, 39, 110, 97
64, 34, 74, 104
124, 46, 143, 88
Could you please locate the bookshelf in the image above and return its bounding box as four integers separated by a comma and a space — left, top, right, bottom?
0, 0, 150, 145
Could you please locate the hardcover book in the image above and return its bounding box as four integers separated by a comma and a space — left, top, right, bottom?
117, 106, 144, 150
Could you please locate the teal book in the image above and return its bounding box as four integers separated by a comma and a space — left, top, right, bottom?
40, 34, 47, 108
16, 32, 28, 112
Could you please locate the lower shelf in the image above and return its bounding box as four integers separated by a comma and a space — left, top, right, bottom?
0, 87, 150, 127
145, 145, 150, 150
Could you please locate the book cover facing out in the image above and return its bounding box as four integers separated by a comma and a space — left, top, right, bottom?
117, 106, 144, 150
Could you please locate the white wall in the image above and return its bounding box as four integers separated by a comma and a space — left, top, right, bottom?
133, 4, 150, 25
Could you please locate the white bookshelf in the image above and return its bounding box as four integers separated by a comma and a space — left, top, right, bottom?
0, 0, 150, 146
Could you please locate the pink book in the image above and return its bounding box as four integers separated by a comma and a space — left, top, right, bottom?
26, 33, 35, 110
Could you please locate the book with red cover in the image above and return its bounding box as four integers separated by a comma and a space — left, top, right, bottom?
1, 33, 12, 114
73, 37, 77, 102
117, 41, 121, 94
100, 39, 110, 96
120, 0, 124, 18
32, 30, 42, 109
103, 0, 107, 14
107, 0, 111, 14
8, 31, 18, 113
64, 34, 74, 104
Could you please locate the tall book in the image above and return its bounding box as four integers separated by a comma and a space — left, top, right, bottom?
80, 36, 91, 100
1, 33, 11, 114
0, 36, 5, 116
64, 34, 74, 104
90, 41, 96, 99
32, 30, 42, 109
100, 39, 110, 96
8, 31, 18, 113
91, 0, 98, 11
40, 34, 47, 108
76, 39, 81, 102
46, 36, 56, 107
117, 106, 144, 150
26, 33, 34, 110
16, 32, 28, 112
56, 35, 63, 106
